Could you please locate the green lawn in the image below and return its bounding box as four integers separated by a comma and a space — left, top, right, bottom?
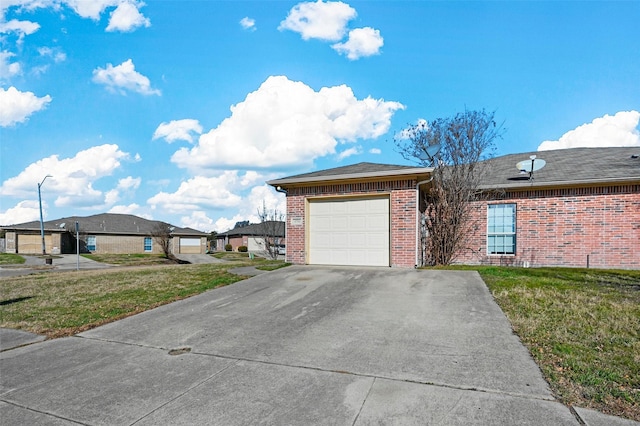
82, 253, 176, 266
0, 254, 287, 338
458, 266, 640, 422
0, 253, 25, 265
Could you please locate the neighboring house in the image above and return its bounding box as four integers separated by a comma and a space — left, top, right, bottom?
1, 213, 208, 255
268, 147, 640, 269
215, 221, 285, 253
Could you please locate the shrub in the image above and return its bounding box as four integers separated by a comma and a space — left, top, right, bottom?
238, 246, 248, 252
224, 244, 232, 252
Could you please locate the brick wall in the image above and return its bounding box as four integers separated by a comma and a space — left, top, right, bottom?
92, 235, 164, 254
456, 185, 640, 269
285, 179, 418, 268
390, 189, 417, 267
285, 195, 306, 264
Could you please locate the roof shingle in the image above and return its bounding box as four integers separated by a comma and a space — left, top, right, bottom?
1, 213, 208, 236
479, 147, 640, 189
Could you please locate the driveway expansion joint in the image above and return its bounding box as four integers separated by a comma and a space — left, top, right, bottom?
569, 406, 588, 425
190, 349, 557, 403
0, 400, 88, 425
351, 377, 376, 426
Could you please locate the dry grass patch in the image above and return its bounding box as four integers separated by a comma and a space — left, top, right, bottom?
469, 266, 640, 422
0, 263, 247, 338
82, 253, 175, 266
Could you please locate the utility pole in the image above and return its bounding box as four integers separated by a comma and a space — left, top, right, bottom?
38, 175, 52, 255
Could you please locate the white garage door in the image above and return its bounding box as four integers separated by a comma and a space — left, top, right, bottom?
308, 197, 390, 266
179, 238, 201, 254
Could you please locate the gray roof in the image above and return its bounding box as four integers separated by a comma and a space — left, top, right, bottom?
479, 147, 640, 189
217, 221, 285, 238
268, 162, 432, 186
1, 213, 208, 236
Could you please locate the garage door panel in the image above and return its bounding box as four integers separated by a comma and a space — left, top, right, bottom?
331, 216, 349, 231
309, 197, 390, 267
367, 215, 388, 228
179, 238, 201, 254
348, 216, 369, 230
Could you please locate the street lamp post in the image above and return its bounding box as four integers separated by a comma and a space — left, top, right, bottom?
38, 175, 52, 256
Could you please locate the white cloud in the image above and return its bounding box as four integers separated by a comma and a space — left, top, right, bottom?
38, 46, 66, 62
153, 119, 203, 143
106, 1, 150, 32
103, 176, 140, 205
147, 172, 252, 214
1, 0, 150, 32
279, 0, 356, 41
62, 0, 120, 19
213, 214, 247, 235
212, 184, 286, 233
240, 16, 255, 31
171, 75, 404, 171
108, 203, 152, 219
64, 0, 150, 32
180, 210, 215, 233
337, 146, 361, 160
0, 144, 130, 209
369, 148, 381, 154
116, 176, 141, 190
92, 59, 160, 96
538, 111, 640, 151
0, 200, 41, 226
0, 51, 21, 81
0, 86, 52, 126
332, 27, 383, 60
0, 18, 40, 42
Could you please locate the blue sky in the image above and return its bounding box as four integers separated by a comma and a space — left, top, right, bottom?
1, 1, 639, 232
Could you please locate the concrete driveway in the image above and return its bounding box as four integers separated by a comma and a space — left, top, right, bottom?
0, 266, 633, 425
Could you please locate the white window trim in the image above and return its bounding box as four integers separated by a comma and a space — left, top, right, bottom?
144, 237, 153, 252
487, 203, 516, 256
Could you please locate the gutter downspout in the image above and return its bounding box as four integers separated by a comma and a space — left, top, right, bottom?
415, 177, 434, 268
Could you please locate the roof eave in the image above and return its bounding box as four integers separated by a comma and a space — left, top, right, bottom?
479, 176, 640, 191
267, 167, 433, 187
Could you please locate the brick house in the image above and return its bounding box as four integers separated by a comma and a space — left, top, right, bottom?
268, 147, 640, 269
458, 147, 640, 269
2, 213, 208, 255
215, 221, 285, 253
268, 163, 432, 267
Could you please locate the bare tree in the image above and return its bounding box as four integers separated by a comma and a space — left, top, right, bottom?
151, 221, 172, 258
396, 109, 504, 266
257, 201, 285, 260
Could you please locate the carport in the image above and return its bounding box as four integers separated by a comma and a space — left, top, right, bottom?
268, 162, 432, 268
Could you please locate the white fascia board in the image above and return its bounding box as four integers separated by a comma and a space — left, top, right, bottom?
267, 167, 433, 186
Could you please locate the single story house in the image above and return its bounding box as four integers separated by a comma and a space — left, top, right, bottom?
267, 163, 432, 267
267, 147, 640, 269
459, 147, 640, 269
215, 221, 285, 253
1, 213, 208, 255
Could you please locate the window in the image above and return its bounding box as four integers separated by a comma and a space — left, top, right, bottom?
144, 237, 153, 252
487, 204, 516, 255
87, 235, 96, 252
